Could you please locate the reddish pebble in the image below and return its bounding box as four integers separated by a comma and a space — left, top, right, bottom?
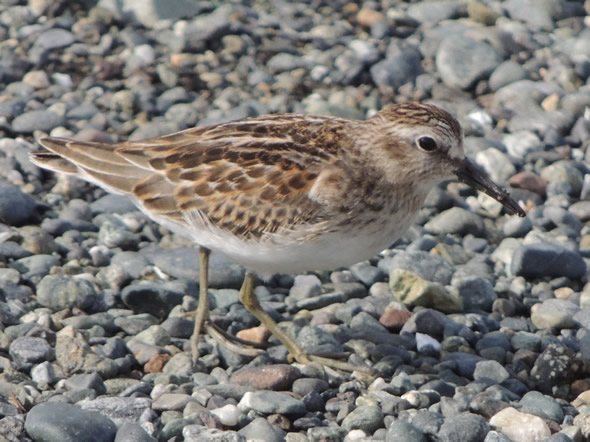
508, 171, 547, 196
144, 353, 171, 373
236, 326, 271, 343
230, 364, 301, 391
357, 8, 386, 27
379, 310, 413, 331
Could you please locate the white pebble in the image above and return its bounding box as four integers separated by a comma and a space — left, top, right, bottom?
415, 332, 440, 352
150, 383, 168, 400
344, 429, 367, 441
210, 404, 240, 426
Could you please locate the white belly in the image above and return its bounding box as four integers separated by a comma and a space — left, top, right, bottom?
193, 210, 418, 278
135, 196, 421, 279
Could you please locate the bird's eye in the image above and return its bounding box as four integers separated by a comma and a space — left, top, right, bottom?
416, 136, 438, 152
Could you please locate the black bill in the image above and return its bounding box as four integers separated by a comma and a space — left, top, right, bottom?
455, 158, 526, 217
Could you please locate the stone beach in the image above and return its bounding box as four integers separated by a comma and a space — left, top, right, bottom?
0, 0, 589, 441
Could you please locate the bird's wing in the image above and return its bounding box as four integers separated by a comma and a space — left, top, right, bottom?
32, 115, 354, 240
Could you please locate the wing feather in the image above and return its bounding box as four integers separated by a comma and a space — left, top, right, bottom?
31, 114, 354, 240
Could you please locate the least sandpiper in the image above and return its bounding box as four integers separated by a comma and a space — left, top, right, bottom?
31, 102, 525, 371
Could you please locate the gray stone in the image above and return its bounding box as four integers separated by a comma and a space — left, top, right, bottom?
438, 412, 490, 442
474, 360, 510, 384
388, 250, 454, 285
36, 275, 98, 311
0, 185, 36, 226
531, 299, 580, 330
31, 361, 57, 385
90, 194, 137, 214
511, 244, 586, 279
307, 427, 347, 442
25, 402, 117, 442
146, 247, 245, 289
519, 391, 564, 422
341, 405, 384, 433
424, 207, 486, 237
370, 49, 423, 90
9, 337, 53, 370
454, 276, 496, 312
436, 35, 501, 90
98, 220, 140, 249
267, 53, 310, 74
296, 325, 343, 354
407, 1, 463, 23
80, 397, 152, 427
238, 417, 285, 442
110, 251, 150, 279
385, 420, 427, 442
503, 0, 557, 30
475, 148, 516, 184
508, 111, 576, 138
502, 216, 532, 238
34, 28, 75, 50
502, 131, 542, 159
12, 110, 65, 133
115, 423, 157, 442
489, 61, 527, 91
64, 373, 106, 395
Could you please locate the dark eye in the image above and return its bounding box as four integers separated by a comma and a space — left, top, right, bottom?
417, 136, 438, 152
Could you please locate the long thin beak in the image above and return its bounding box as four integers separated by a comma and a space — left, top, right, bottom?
455, 158, 526, 217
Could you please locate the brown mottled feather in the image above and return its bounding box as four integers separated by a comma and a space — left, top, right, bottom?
32, 113, 359, 239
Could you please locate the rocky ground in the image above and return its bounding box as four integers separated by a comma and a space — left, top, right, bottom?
0, 0, 589, 441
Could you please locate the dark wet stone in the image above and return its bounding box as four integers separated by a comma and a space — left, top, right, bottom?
0, 185, 36, 226
530, 343, 581, 394
25, 402, 117, 442
511, 244, 586, 280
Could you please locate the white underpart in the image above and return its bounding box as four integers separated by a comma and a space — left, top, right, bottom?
126, 195, 420, 280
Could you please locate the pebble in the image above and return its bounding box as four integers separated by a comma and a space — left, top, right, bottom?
0, 184, 37, 226
385, 420, 427, 442
390, 269, 463, 313
489, 407, 551, 441
238, 391, 306, 415
341, 405, 384, 433
238, 417, 285, 442
531, 298, 580, 330
12, 110, 66, 133
36, 275, 98, 311
230, 364, 301, 391
370, 50, 423, 90
438, 413, 489, 442
25, 402, 117, 442
424, 207, 486, 237
388, 250, 454, 285
511, 244, 586, 279
473, 360, 509, 384
9, 336, 53, 370
519, 391, 564, 423
114, 423, 157, 442
436, 35, 501, 90
454, 276, 496, 312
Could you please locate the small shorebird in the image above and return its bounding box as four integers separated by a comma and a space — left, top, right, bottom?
31, 102, 525, 371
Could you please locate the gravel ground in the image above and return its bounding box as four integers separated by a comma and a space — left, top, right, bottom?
0, 0, 589, 441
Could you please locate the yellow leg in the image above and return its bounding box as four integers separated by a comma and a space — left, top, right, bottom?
238, 271, 372, 373
191, 247, 210, 365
